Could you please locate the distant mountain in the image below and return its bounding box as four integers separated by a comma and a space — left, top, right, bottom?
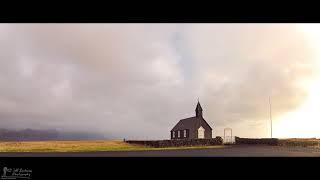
0, 128, 106, 141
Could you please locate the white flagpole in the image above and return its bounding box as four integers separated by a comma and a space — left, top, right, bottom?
269, 96, 272, 138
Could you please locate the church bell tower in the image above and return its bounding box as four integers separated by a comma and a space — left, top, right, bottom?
195, 100, 203, 118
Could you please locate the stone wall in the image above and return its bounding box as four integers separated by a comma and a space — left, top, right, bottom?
235, 137, 279, 145
126, 137, 223, 148
127, 137, 320, 147
279, 139, 320, 147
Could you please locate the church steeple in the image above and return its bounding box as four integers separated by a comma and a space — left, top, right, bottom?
195, 100, 203, 118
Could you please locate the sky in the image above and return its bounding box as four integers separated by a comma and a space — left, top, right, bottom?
0, 23, 320, 139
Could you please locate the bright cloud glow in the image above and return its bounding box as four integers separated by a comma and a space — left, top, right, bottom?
274, 24, 320, 138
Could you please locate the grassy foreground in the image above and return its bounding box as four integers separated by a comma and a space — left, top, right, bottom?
0, 140, 225, 152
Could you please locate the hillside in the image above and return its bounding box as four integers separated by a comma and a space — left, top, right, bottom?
0, 128, 106, 141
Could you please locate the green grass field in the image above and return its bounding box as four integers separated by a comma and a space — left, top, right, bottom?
0, 140, 225, 152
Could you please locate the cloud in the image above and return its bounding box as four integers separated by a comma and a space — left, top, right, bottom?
0, 24, 316, 139
181, 24, 316, 137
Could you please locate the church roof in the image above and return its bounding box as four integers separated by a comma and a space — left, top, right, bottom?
171, 116, 212, 131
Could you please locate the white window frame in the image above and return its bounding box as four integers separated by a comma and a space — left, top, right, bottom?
178, 130, 180, 138
184, 130, 187, 137
173, 131, 175, 138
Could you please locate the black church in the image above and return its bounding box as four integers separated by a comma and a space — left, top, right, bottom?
170, 101, 213, 140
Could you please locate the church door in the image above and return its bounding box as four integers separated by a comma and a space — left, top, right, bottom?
198, 126, 205, 139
